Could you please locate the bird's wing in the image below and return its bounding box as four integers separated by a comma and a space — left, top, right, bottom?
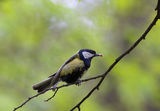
49, 54, 78, 86
49, 54, 78, 78
62, 54, 78, 65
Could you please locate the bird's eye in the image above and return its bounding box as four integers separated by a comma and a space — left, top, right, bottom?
82, 51, 94, 59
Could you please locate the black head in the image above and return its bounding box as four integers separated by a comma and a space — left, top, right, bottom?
78, 49, 102, 69
78, 49, 102, 61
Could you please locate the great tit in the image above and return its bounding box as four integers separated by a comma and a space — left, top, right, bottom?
32, 49, 102, 93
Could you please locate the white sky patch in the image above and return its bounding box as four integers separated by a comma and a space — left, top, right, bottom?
82, 51, 94, 59
50, 0, 79, 8
48, 17, 68, 30
80, 17, 95, 28
50, 0, 107, 10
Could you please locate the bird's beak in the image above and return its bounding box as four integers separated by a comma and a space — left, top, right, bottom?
95, 54, 103, 57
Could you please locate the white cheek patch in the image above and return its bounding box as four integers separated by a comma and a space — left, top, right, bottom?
82, 51, 94, 59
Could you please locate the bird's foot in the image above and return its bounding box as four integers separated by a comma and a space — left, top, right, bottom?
51, 87, 56, 91
52, 82, 59, 91
51, 84, 58, 91
75, 80, 82, 86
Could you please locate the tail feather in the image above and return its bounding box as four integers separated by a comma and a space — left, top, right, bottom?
32, 78, 52, 93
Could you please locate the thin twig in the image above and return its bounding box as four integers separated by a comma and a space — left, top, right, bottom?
70, 1, 160, 110
78, 106, 81, 111
44, 74, 104, 102
13, 1, 160, 111
44, 88, 59, 102
13, 88, 48, 111
13, 74, 103, 111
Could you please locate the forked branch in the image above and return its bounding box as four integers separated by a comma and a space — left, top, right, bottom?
13, 74, 103, 111
70, 0, 160, 111
13, 0, 160, 111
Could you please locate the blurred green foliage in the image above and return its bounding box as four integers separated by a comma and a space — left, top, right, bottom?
0, 0, 160, 111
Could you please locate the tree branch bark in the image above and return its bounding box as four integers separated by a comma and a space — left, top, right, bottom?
13, 0, 160, 111
70, 0, 160, 110
13, 74, 103, 111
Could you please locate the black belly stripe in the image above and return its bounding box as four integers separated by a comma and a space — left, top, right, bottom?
61, 67, 87, 83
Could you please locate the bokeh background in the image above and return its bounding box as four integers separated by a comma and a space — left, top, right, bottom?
0, 0, 160, 111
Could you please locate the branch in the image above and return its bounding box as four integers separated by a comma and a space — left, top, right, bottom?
44, 74, 104, 102
70, 1, 160, 111
13, 74, 103, 111
156, 0, 160, 17
13, 1, 160, 111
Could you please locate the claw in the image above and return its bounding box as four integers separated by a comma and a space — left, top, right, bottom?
52, 82, 59, 91
75, 80, 82, 86
52, 87, 56, 91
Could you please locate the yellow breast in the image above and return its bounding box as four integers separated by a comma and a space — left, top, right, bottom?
60, 58, 85, 76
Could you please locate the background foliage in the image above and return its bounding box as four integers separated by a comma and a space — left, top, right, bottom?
0, 0, 159, 111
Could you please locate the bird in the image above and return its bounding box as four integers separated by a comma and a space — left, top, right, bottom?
32, 49, 102, 93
